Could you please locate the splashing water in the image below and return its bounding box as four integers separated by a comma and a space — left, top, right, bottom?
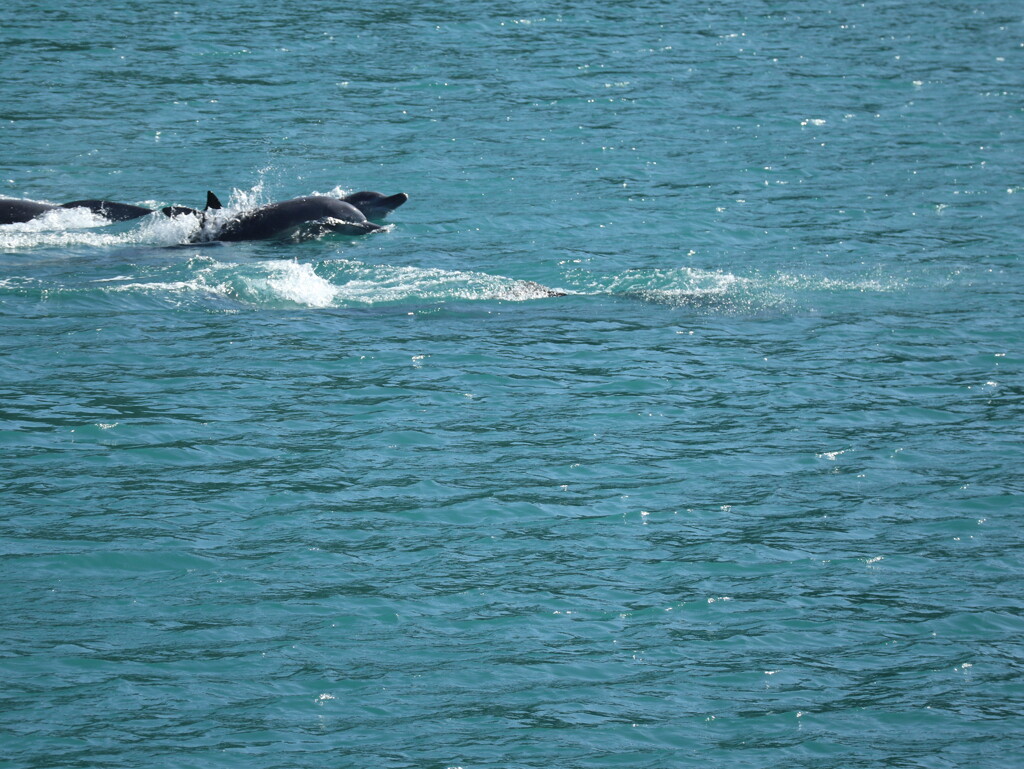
90, 256, 566, 309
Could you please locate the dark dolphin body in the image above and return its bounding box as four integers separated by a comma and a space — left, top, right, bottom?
163, 190, 408, 243
0, 197, 153, 225
212, 196, 383, 240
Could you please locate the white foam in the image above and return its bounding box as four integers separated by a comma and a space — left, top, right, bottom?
0, 205, 203, 251
108, 276, 234, 299
594, 265, 905, 311
222, 180, 268, 212
0, 206, 129, 251
241, 261, 340, 308
328, 262, 562, 305
95, 255, 562, 310
600, 266, 748, 307
315, 185, 354, 199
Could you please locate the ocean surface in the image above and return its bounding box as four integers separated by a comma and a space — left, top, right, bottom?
2, 1, 1023, 767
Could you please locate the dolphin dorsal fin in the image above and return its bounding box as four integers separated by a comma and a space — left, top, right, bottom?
205, 191, 223, 211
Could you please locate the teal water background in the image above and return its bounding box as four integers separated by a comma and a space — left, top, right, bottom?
2, 1, 1023, 767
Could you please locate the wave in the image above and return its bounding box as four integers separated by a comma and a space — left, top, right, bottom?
96, 256, 566, 309
578, 265, 905, 313
1, 252, 903, 313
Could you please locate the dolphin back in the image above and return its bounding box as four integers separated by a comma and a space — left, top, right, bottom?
62, 200, 153, 221
215, 196, 374, 241
0, 197, 59, 224
162, 205, 201, 217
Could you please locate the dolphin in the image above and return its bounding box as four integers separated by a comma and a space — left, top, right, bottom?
0, 196, 153, 225
341, 191, 409, 220
162, 190, 407, 242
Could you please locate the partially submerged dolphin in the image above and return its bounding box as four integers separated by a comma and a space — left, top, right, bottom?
0, 196, 153, 225
340, 191, 409, 220
162, 190, 408, 242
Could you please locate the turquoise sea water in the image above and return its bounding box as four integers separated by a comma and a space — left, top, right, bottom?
2, 1, 1023, 767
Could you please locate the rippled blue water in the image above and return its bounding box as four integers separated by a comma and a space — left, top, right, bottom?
2, 1, 1023, 767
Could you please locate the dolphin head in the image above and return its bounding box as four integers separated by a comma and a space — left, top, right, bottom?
341, 191, 409, 220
